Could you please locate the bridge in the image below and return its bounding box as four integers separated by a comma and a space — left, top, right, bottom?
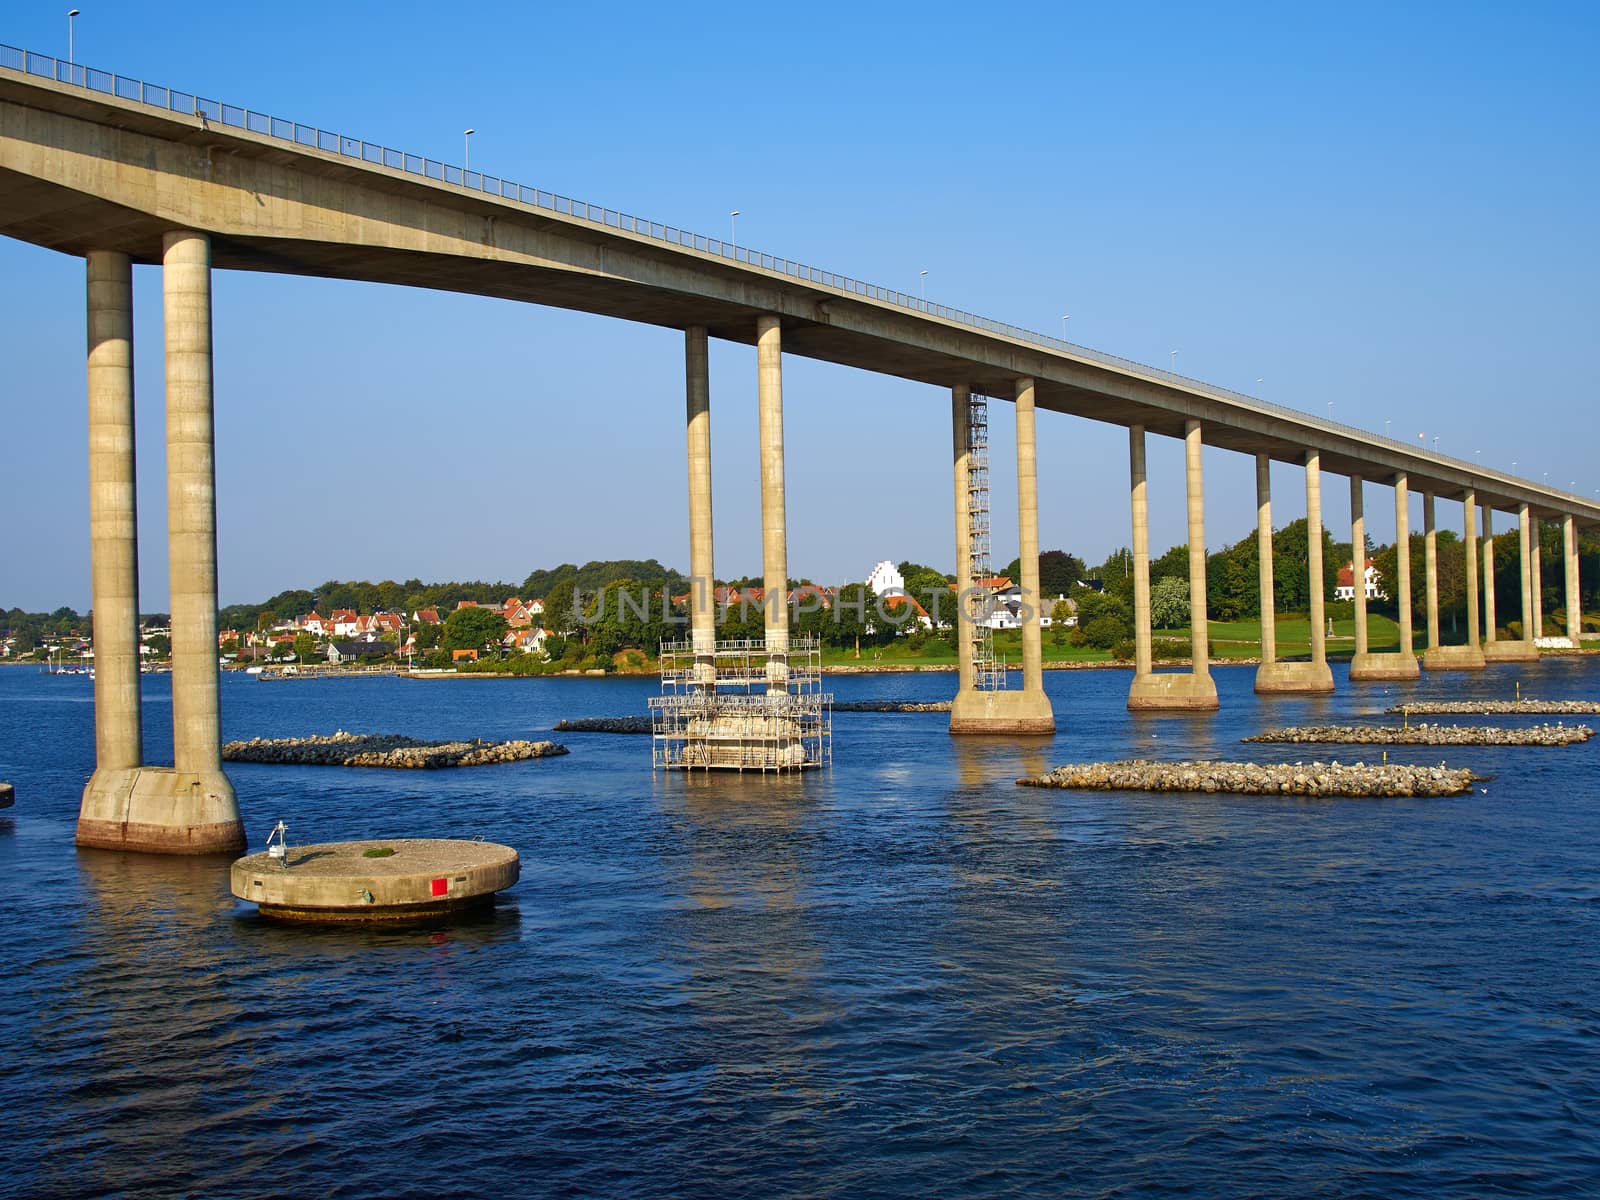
3, 45, 1593, 849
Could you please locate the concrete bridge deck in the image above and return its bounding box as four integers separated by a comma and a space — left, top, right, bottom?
1, 46, 1593, 526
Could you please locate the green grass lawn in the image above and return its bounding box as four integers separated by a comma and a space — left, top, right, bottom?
818, 612, 1418, 669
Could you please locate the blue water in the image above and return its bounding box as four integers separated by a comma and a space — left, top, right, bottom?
3, 660, 1598, 1198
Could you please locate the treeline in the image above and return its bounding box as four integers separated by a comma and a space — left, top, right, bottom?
1, 606, 91, 654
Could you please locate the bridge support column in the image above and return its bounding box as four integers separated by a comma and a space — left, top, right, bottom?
76, 252, 147, 845
79, 233, 243, 854
1422, 492, 1441, 663
1355, 473, 1420, 680
1483, 508, 1497, 645
954, 379, 1054, 732
1251, 454, 1276, 687
685, 326, 716, 686
1130, 419, 1218, 711
1564, 514, 1582, 644
1531, 520, 1546, 642
1518, 503, 1540, 657
1257, 450, 1334, 693
1484, 504, 1536, 662
756, 315, 789, 690
1425, 491, 1487, 670
1130, 427, 1154, 679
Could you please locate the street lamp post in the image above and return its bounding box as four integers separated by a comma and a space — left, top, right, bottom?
1060, 314, 1069, 342
463, 129, 475, 178
730, 210, 740, 251
67, 9, 80, 71
1170, 349, 1178, 373
919, 270, 928, 303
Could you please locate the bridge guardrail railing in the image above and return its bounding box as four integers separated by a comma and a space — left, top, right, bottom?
1, 42, 1586, 509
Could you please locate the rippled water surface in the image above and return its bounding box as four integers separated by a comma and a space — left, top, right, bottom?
3, 659, 1599, 1198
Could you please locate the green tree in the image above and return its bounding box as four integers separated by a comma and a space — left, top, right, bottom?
1049, 598, 1073, 646
292, 632, 315, 664
443, 606, 508, 652
1150, 575, 1190, 629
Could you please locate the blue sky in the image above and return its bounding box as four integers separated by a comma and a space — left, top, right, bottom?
2, 2, 1596, 611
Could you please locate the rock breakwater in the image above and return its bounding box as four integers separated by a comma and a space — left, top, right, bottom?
1245, 723, 1592, 746
553, 717, 653, 734
1385, 699, 1600, 715
222, 731, 569, 768
1018, 759, 1474, 797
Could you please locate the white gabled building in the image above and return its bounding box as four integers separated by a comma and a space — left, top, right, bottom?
865, 560, 904, 595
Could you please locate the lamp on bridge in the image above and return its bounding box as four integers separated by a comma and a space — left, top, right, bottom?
730, 210, 740, 251
463, 128, 475, 177
67, 9, 80, 67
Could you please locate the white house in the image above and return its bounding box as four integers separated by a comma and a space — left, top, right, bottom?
865, 560, 904, 595
1336, 560, 1384, 601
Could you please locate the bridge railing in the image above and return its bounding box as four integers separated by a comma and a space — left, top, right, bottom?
0, 42, 1584, 507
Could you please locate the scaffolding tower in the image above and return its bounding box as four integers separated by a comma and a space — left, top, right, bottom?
650, 636, 832, 772
967, 393, 1007, 690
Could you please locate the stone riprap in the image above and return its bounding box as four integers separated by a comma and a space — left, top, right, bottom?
222, 731, 569, 768
1244, 723, 1593, 746
832, 701, 952, 712
1385, 700, 1600, 715
1017, 759, 1475, 797
553, 717, 653, 734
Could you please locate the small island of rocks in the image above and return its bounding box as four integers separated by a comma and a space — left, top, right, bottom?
1385, 699, 1600, 715
1244, 723, 1592, 746
222, 731, 569, 768
1018, 759, 1476, 797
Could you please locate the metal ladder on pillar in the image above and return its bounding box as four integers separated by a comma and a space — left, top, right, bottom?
968, 392, 1006, 690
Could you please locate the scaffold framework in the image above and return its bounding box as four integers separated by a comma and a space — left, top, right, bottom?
968, 393, 1007, 690
650, 636, 832, 772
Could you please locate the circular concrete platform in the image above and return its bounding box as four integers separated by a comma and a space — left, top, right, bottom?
231, 838, 519, 922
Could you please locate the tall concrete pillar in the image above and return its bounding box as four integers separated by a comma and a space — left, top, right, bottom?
1395, 474, 1414, 657
1186, 421, 1210, 676
1427, 491, 1486, 669
1564, 513, 1581, 644
951, 386, 976, 696
1423, 493, 1440, 653
1263, 450, 1336, 691
1531, 522, 1545, 641
685, 326, 715, 685
80, 233, 243, 854
1464, 492, 1481, 647
1014, 378, 1045, 698
1305, 451, 1328, 670
166, 232, 226, 781
1483, 508, 1496, 644
1130, 426, 1153, 678
1350, 476, 1368, 658
76, 252, 144, 844
1352, 472, 1418, 680
1256, 454, 1275, 667
1485, 504, 1537, 661
1131, 421, 1218, 710
952, 382, 1055, 733
1519, 503, 1539, 655
755, 315, 788, 691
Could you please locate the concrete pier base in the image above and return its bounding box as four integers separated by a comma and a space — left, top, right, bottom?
1422, 644, 1488, 671
949, 687, 1057, 735
1482, 640, 1539, 663
1127, 671, 1220, 712
231, 838, 519, 922
1253, 660, 1336, 694
1349, 651, 1421, 681
76, 766, 246, 854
